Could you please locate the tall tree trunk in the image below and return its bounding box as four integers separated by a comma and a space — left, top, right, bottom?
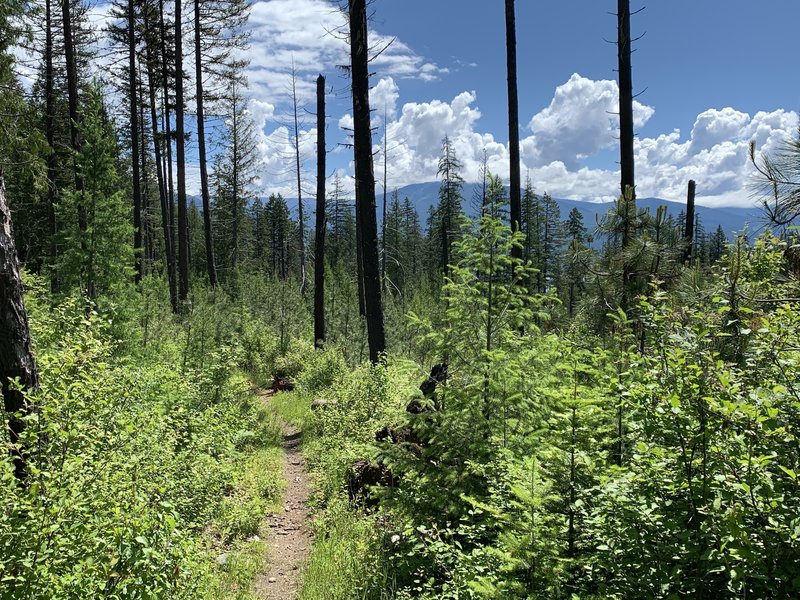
175, 0, 190, 304
0, 177, 39, 481
381, 109, 387, 292
158, 0, 178, 309
61, 0, 92, 297
617, 0, 636, 314
231, 92, 240, 269
504, 0, 522, 264
355, 170, 365, 317
618, 0, 635, 200
683, 179, 696, 263
144, 14, 177, 311
349, 0, 386, 364
128, 0, 143, 282
45, 0, 59, 293
291, 69, 306, 295
314, 74, 326, 349
139, 70, 154, 267
194, 0, 218, 286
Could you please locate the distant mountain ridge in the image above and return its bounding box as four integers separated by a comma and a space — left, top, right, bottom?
392, 182, 766, 241
192, 181, 767, 240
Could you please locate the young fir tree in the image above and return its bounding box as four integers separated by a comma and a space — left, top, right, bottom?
265, 193, 294, 280
563, 207, 589, 317
431, 135, 464, 280
383, 189, 404, 295
56, 82, 133, 296
326, 175, 354, 270
708, 224, 727, 263
211, 71, 260, 282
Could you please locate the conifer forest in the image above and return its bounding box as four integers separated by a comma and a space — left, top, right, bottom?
1, 0, 800, 598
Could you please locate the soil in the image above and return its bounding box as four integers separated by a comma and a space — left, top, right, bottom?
254, 391, 313, 599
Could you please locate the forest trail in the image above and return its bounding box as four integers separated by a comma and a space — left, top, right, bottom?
254, 390, 313, 599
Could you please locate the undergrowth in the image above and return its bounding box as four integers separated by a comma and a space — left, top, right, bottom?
0, 275, 287, 599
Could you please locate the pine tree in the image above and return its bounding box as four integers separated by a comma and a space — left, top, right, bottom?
174, 0, 190, 304
563, 207, 589, 317
191, 0, 252, 285
384, 190, 404, 294
211, 71, 259, 281
432, 135, 464, 279
56, 82, 133, 295
708, 224, 727, 263
402, 197, 423, 283
327, 175, 354, 270
265, 193, 293, 279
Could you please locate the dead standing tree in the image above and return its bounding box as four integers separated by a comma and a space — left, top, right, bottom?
314, 74, 326, 348
504, 0, 522, 265
348, 0, 386, 364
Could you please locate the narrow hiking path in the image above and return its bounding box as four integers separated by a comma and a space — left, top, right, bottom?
254, 390, 313, 600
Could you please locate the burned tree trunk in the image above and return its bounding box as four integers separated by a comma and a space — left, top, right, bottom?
0, 177, 39, 481
314, 74, 326, 349
683, 179, 696, 263
505, 0, 522, 263
617, 0, 635, 200
349, 0, 386, 364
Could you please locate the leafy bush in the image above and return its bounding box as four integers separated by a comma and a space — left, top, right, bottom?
0, 279, 285, 599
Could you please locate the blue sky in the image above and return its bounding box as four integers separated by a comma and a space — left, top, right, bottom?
43, 0, 800, 207
237, 0, 800, 207
376, 0, 800, 141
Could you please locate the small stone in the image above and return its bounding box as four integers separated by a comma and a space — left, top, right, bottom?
216, 553, 228, 566
268, 577, 277, 583
246, 535, 261, 543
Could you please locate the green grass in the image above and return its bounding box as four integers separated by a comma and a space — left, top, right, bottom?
299, 498, 390, 600
269, 389, 311, 430
206, 528, 269, 600
203, 390, 286, 599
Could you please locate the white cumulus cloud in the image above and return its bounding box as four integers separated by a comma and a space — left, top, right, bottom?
527, 73, 655, 168
363, 74, 798, 207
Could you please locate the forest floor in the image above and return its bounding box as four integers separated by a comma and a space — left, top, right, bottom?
253, 390, 313, 599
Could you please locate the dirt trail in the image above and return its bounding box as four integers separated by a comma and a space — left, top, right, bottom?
254, 391, 313, 600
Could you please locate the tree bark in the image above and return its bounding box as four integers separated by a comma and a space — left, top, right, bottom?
504, 0, 522, 263
139, 70, 154, 267
61, 0, 92, 297
194, 0, 218, 286
618, 0, 635, 200
128, 0, 143, 282
158, 0, 178, 310
175, 0, 190, 304
231, 91, 240, 269
381, 110, 387, 292
314, 74, 326, 349
144, 9, 177, 311
0, 177, 39, 481
45, 0, 59, 293
291, 70, 306, 295
349, 0, 386, 364
355, 164, 365, 317
683, 179, 696, 263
